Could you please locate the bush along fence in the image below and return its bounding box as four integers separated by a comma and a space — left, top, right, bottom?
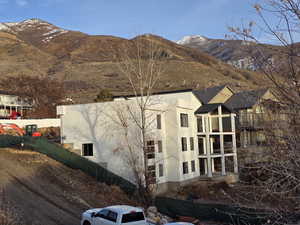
0, 136, 136, 195
155, 197, 300, 225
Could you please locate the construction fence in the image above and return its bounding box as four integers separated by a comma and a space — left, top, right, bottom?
0, 136, 136, 195
155, 196, 299, 225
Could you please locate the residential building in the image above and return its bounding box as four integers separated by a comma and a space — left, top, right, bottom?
192, 85, 277, 150
57, 88, 238, 191
0, 91, 32, 119
225, 88, 276, 149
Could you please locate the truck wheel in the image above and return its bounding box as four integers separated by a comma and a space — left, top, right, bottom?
83, 221, 91, 225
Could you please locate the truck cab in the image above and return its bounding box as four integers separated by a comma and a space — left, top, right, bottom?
81, 205, 147, 225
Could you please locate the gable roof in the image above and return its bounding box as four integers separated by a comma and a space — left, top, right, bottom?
225, 88, 269, 110
193, 85, 231, 104
194, 103, 233, 114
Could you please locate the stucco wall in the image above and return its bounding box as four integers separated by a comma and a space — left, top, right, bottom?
58, 91, 203, 186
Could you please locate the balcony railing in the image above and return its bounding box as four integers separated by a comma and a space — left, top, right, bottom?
236, 112, 287, 129
237, 113, 264, 128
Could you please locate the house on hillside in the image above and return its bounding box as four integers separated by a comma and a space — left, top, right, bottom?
0, 91, 32, 119
225, 88, 276, 149
57, 88, 239, 191
193, 85, 277, 151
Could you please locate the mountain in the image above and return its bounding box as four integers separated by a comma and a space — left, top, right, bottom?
176, 35, 279, 70
0, 18, 68, 44
0, 19, 266, 103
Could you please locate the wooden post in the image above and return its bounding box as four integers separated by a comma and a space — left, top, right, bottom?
231, 113, 238, 173
218, 106, 226, 175
205, 114, 212, 177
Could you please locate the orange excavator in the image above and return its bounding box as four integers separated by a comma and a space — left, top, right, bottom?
0, 123, 41, 136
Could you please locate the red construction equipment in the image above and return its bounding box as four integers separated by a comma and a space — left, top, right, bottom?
0, 123, 26, 136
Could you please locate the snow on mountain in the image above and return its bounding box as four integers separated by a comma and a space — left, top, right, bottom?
0, 18, 68, 43
176, 35, 208, 45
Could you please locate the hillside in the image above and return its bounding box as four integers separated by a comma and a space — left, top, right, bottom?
0, 148, 136, 225
0, 19, 267, 103
176, 35, 283, 71
0, 31, 55, 77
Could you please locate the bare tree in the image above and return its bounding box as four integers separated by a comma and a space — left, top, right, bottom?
228, 1, 300, 223
112, 36, 168, 205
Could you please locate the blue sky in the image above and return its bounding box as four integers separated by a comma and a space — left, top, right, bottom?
0, 0, 264, 41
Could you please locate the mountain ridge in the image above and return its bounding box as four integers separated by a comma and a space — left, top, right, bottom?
176, 34, 281, 70
0, 19, 267, 103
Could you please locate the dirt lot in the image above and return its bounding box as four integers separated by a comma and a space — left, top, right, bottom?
0, 148, 137, 225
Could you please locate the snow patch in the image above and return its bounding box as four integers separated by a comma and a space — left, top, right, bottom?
0, 18, 68, 43
0, 23, 11, 31
21, 18, 48, 25
176, 35, 207, 45
42, 29, 68, 42
43, 28, 65, 36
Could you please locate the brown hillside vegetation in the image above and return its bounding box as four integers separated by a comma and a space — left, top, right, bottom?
0, 19, 268, 103
0, 31, 55, 77
0, 149, 136, 225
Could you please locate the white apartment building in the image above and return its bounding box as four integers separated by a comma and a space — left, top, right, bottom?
57, 87, 238, 191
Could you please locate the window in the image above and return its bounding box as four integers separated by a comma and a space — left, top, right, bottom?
148, 165, 155, 171
183, 162, 189, 174
222, 117, 232, 132
147, 153, 155, 159
146, 140, 155, 153
197, 117, 203, 132
211, 117, 220, 132
147, 141, 155, 159
157, 140, 163, 153
198, 138, 205, 155
181, 137, 187, 151
157, 114, 161, 129
98, 209, 109, 219
121, 212, 145, 223
190, 137, 194, 151
107, 211, 118, 222
158, 164, 164, 177
82, 143, 93, 156
180, 113, 189, 127
147, 165, 156, 179
191, 160, 195, 172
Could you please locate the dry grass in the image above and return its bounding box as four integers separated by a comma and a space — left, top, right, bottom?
0, 27, 265, 103
0, 149, 138, 225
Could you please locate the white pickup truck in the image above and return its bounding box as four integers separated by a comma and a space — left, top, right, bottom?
81, 205, 148, 225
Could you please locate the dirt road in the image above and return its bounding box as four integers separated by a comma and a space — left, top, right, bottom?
0, 148, 136, 225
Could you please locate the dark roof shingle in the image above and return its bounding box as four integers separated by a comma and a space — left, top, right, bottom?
195, 103, 233, 114
225, 88, 269, 110
192, 85, 227, 104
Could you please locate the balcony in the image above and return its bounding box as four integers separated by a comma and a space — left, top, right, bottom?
236, 112, 286, 129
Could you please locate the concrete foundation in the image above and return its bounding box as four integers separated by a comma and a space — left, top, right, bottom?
155, 173, 239, 195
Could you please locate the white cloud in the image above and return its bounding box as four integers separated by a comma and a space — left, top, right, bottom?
16, 0, 28, 7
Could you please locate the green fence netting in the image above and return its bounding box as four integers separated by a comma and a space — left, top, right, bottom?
0, 136, 136, 195
0, 135, 31, 148
155, 197, 279, 225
